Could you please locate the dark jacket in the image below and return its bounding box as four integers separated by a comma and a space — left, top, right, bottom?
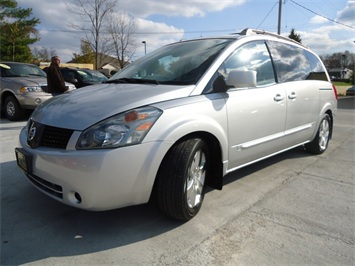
46, 63, 67, 93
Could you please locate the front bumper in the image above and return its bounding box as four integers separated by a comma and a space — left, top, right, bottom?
17, 126, 170, 211
16, 93, 52, 109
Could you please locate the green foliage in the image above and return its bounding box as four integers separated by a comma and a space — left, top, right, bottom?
288, 28, 302, 43
71, 39, 95, 64
333, 81, 352, 86
0, 0, 40, 62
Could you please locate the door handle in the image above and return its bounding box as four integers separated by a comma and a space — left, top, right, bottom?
288, 92, 297, 100
274, 94, 284, 102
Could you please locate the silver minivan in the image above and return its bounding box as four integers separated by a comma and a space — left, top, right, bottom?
15, 29, 337, 221
0, 62, 76, 121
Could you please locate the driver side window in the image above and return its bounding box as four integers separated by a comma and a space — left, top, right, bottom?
204, 41, 276, 94
224, 41, 276, 87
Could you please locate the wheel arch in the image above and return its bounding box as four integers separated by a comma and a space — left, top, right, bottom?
153, 131, 224, 195
325, 109, 334, 140
311, 102, 335, 142
187, 131, 224, 190
1, 90, 17, 108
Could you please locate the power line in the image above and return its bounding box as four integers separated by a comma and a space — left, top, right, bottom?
256, 1, 279, 30
290, 0, 355, 30
44, 28, 237, 35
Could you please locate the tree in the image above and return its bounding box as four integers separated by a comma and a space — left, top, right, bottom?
321, 51, 355, 69
320, 51, 355, 83
67, 0, 116, 69
71, 39, 95, 63
107, 11, 137, 68
288, 28, 302, 43
32, 46, 57, 64
0, 0, 40, 62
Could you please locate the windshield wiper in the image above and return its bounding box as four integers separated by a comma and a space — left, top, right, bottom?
29, 74, 46, 77
105, 77, 159, 85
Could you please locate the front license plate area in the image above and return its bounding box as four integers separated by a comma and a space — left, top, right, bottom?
15, 148, 33, 174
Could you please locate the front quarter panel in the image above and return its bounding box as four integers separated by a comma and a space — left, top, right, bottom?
146, 94, 229, 168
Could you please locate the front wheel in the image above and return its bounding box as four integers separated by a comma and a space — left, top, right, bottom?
4, 96, 25, 121
156, 138, 209, 221
305, 114, 331, 154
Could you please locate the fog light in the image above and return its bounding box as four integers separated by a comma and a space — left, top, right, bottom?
68, 191, 82, 204
35, 98, 42, 105
74, 192, 82, 203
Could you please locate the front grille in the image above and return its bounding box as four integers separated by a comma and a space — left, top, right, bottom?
26, 173, 63, 199
27, 120, 74, 149
41, 125, 73, 149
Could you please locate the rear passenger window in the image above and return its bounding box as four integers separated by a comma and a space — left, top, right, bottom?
223, 41, 276, 87
304, 50, 328, 81
267, 41, 311, 83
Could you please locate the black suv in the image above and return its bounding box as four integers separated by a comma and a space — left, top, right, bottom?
53, 67, 108, 88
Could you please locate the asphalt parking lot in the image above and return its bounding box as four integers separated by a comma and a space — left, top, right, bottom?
1, 97, 354, 265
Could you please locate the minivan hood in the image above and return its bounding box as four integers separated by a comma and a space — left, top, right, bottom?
32, 83, 195, 130
2, 76, 74, 91
5, 76, 47, 86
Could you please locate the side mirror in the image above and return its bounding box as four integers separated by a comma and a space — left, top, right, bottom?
225, 70, 257, 88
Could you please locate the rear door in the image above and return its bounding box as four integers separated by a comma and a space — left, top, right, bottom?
267, 41, 320, 145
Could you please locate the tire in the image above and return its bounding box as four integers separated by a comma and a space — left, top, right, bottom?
156, 138, 209, 221
305, 114, 331, 154
4, 96, 25, 121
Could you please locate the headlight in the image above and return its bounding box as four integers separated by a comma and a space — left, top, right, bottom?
20, 86, 43, 93
76, 106, 162, 149
67, 85, 76, 91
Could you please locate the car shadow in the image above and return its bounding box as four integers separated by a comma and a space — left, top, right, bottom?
210, 145, 311, 189
337, 96, 355, 110
0, 109, 33, 123
1, 145, 313, 265
1, 159, 183, 264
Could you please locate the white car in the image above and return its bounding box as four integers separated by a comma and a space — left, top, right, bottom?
15, 29, 337, 221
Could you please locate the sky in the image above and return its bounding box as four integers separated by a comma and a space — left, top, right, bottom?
16, 0, 355, 63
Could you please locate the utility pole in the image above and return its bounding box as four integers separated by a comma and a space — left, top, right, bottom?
277, 0, 282, 34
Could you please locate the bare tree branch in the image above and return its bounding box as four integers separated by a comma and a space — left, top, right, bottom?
107, 11, 137, 68
67, 0, 116, 69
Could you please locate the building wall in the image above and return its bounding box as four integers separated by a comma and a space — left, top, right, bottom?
39, 62, 94, 70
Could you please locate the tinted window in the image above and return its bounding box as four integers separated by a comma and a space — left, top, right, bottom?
61, 69, 76, 81
304, 50, 328, 81
267, 41, 311, 82
77, 69, 108, 82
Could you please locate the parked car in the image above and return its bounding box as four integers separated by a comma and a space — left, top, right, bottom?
1, 62, 76, 121
15, 29, 337, 221
346, 85, 355, 96
59, 67, 108, 88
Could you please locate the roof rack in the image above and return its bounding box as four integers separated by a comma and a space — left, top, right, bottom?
239, 28, 307, 47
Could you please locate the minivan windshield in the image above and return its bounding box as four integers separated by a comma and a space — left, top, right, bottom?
109, 39, 233, 85
0, 63, 46, 78
77, 69, 108, 83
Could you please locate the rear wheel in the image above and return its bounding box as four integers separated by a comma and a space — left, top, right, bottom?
156, 138, 209, 221
4, 96, 25, 121
305, 114, 331, 154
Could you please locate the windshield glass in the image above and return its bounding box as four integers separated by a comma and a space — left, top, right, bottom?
110, 38, 233, 85
77, 70, 108, 83
0, 63, 46, 78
